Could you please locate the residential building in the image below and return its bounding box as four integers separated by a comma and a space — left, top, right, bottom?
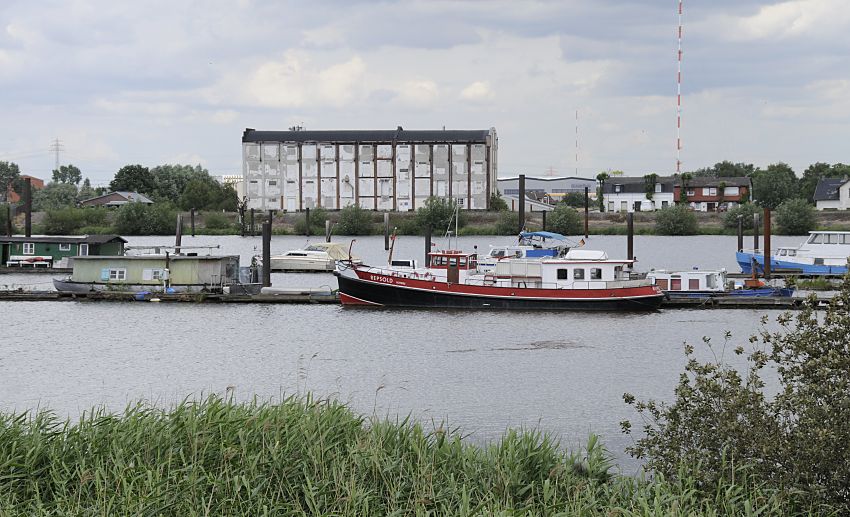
601, 177, 676, 212
6, 175, 44, 203
813, 178, 850, 210
241, 127, 498, 211
674, 176, 752, 211
79, 191, 154, 208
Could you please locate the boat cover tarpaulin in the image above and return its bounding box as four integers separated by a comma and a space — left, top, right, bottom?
519, 231, 567, 240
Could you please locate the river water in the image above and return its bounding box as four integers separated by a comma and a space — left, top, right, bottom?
0, 234, 803, 471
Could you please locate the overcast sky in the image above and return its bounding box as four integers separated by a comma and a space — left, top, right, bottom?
1, 0, 848, 185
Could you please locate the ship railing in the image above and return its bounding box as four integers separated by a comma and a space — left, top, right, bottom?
462, 278, 651, 290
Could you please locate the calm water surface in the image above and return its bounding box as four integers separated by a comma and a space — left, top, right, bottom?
0, 234, 795, 471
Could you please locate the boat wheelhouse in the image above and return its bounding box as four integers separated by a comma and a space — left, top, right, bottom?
736, 231, 850, 275
334, 247, 663, 311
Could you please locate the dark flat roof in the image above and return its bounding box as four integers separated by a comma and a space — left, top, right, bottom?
242, 128, 493, 144
0, 235, 127, 244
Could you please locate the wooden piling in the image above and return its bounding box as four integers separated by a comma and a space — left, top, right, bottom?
541, 210, 547, 231
737, 215, 743, 252
262, 220, 271, 287
425, 224, 432, 266
4, 204, 11, 237
764, 208, 771, 279
627, 212, 634, 262
518, 174, 526, 233
753, 213, 759, 252
24, 177, 31, 237
175, 214, 183, 255
384, 212, 390, 250
584, 186, 589, 238
305, 207, 311, 237
325, 220, 332, 242
250, 208, 255, 237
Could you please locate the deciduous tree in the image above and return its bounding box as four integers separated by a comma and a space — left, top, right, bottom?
0, 161, 21, 202
110, 164, 154, 194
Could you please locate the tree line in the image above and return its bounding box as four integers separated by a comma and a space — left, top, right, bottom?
0, 161, 237, 212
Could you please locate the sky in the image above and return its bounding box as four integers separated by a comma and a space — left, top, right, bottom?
1, 0, 849, 186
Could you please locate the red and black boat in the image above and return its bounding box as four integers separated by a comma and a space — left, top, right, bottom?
334, 248, 664, 311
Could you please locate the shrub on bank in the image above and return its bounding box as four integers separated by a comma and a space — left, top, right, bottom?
43, 207, 107, 235
655, 205, 698, 235
547, 205, 582, 235
494, 211, 520, 235
202, 211, 231, 230
776, 198, 816, 235
413, 197, 466, 235
115, 202, 177, 235
293, 207, 328, 235
723, 203, 760, 230
336, 204, 374, 235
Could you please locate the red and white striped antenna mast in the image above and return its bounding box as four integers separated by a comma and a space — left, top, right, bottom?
676, 0, 684, 173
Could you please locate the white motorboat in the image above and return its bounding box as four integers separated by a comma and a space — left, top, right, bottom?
269, 242, 360, 272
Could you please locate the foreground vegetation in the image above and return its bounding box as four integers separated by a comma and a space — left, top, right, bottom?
0, 394, 823, 516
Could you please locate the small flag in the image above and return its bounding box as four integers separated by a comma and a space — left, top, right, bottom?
578, 239, 585, 247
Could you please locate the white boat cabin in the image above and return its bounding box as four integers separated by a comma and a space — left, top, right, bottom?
648, 269, 727, 292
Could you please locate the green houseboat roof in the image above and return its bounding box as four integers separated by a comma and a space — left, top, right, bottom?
72, 254, 238, 261
0, 235, 127, 245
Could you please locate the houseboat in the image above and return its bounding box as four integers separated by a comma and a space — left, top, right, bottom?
478, 231, 570, 273
736, 231, 850, 275
334, 247, 664, 310
648, 269, 793, 298
1, 235, 126, 269
53, 253, 242, 294
269, 242, 361, 272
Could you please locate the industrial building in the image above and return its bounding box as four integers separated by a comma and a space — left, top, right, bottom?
241, 128, 498, 211
497, 176, 596, 203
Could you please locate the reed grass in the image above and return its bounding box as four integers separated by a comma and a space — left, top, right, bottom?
0, 395, 829, 516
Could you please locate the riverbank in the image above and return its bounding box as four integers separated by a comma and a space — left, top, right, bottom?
0, 395, 821, 515
12, 209, 850, 237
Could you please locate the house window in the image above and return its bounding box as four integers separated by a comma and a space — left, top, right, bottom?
614, 184, 622, 193
59, 243, 71, 251
687, 190, 695, 197
662, 201, 669, 208
590, 268, 602, 280
108, 268, 127, 281
573, 268, 585, 280
655, 183, 662, 193
23, 243, 35, 255
557, 269, 568, 280
620, 201, 628, 212
608, 201, 614, 212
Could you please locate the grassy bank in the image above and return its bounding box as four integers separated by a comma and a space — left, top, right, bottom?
0, 395, 825, 515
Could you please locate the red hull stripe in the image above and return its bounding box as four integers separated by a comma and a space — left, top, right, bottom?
339, 292, 384, 306
352, 270, 660, 301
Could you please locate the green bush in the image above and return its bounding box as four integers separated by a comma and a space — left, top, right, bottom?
489, 193, 509, 211
413, 197, 466, 235
335, 204, 375, 235
561, 192, 587, 208
723, 203, 760, 230
625, 277, 850, 512
115, 202, 177, 235
43, 208, 107, 235
203, 211, 231, 230
775, 198, 815, 235
494, 211, 520, 235
655, 205, 697, 235
547, 205, 582, 235
293, 207, 328, 236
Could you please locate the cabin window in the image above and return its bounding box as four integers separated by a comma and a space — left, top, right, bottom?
809, 234, 823, 244
828, 234, 840, 244
492, 249, 505, 258
59, 243, 71, 251
671, 278, 682, 290
458, 257, 467, 267
557, 269, 568, 280
689, 279, 700, 290
432, 257, 447, 266
779, 249, 786, 256
108, 268, 127, 281
143, 269, 165, 281
590, 268, 602, 280
573, 269, 585, 280
469, 259, 477, 269
23, 243, 35, 254
656, 278, 669, 289
788, 250, 796, 256
449, 258, 458, 267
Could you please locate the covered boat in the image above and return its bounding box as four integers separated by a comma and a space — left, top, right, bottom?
478, 231, 570, 273
737, 231, 850, 275
269, 242, 360, 272
334, 248, 663, 311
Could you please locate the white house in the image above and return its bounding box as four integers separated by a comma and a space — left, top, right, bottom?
601, 177, 676, 212
814, 178, 850, 210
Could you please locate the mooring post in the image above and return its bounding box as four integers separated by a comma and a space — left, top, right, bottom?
262, 220, 272, 287
384, 212, 390, 251
627, 211, 634, 262
737, 215, 744, 252
753, 213, 760, 253
250, 208, 255, 237
305, 207, 311, 237
584, 186, 589, 238
174, 214, 183, 255
518, 174, 526, 233
425, 224, 432, 266
324, 219, 331, 242
763, 208, 771, 280
4, 204, 11, 237
24, 177, 32, 238
541, 210, 547, 231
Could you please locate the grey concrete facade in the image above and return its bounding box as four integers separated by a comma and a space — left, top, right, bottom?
241, 128, 498, 211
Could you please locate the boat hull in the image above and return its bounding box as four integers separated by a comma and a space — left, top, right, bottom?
53, 279, 207, 294
335, 269, 663, 311
269, 258, 334, 272
736, 251, 847, 275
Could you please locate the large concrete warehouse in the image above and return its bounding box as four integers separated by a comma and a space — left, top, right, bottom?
241, 128, 498, 211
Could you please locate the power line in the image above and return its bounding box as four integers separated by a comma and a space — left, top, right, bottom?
48, 138, 64, 172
